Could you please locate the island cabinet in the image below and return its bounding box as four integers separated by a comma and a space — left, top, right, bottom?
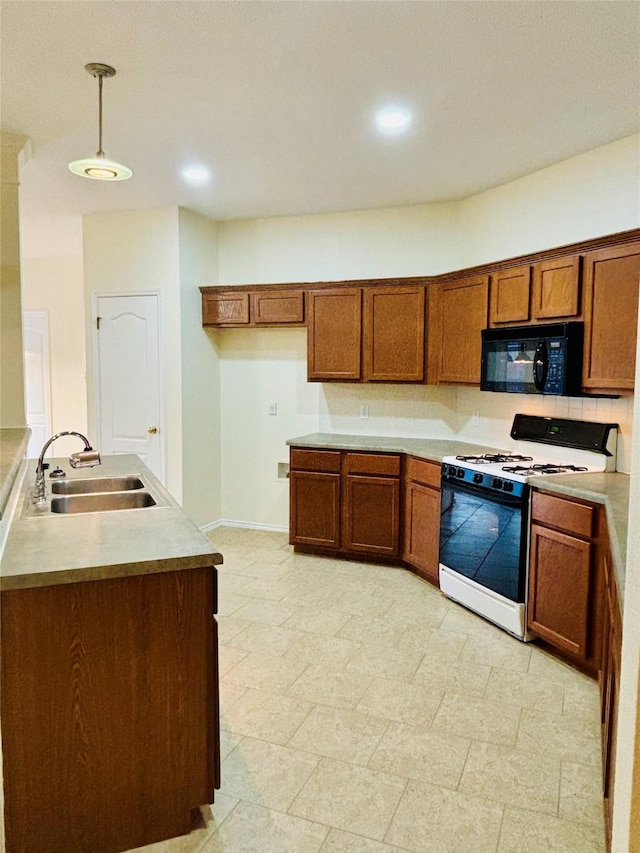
201, 286, 305, 327
582, 241, 640, 393
600, 539, 622, 848
428, 274, 489, 385
290, 448, 401, 559
307, 284, 426, 383
488, 255, 581, 326
402, 456, 441, 585
1, 565, 220, 853
527, 490, 603, 676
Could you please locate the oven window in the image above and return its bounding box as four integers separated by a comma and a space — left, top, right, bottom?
439, 481, 526, 602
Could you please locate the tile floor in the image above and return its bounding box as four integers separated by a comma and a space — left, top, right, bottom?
133, 526, 606, 853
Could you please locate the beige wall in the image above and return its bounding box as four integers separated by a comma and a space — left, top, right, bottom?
21, 256, 87, 453
0, 132, 28, 428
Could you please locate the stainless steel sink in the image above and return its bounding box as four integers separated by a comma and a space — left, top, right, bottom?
50, 491, 157, 514
51, 476, 144, 495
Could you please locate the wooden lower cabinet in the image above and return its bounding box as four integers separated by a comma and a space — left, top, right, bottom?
289, 448, 401, 560
527, 490, 602, 675
600, 544, 622, 848
402, 456, 442, 584
1, 566, 219, 853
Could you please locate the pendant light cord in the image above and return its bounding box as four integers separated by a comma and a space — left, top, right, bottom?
97, 73, 104, 157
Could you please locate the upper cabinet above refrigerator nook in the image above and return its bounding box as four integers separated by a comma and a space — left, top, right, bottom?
489, 256, 582, 327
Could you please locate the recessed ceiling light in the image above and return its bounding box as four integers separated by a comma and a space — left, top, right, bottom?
181, 165, 211, 183
374, 106, 412, 135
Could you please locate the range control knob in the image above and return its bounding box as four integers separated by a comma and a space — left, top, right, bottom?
492, 478, 503, 490
503, 481, 514, 492
473, 472, 483, 485
457, 468, 465, 478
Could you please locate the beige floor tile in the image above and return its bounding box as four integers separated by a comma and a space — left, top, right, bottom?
282, 605, 352, 636
412, 655, 491, 696
227, 622, 304, 655
385, 780, 503, 852
220, 736, 319, 811
401, 625, 467, 663
498, 806, 606, 852
563, 678, 602, 723
219, 729, 243, 761
432, 692, 522, 747
559, 760, 606, 827
281, 583, 347, 609
216, 592, 253, 617
459, 740, 561, 815
516, 707, 602, 766
528, 646, 594, 686
234, 559, 298, 582
224, 650, 310, 694
346, 642, 424, 681
217, 616, 252, 644
320, 828, 408, 852
290, 757, 407, 841
356, 676, 444, 727
382, 598, 449, 629
208, 794, 239, 831
201, 801, 329, 852
231, 598, 300, 626
459, 631, 532, 672
285, 632, 362, 668
219, 682, 248, 727
336, 614, 409, 646
369, 721, 470, 788
217, 645, 249, 678
237, 575, 301, 601
221, 688, 314, 744
440, 605, 514, 638
288, 664, 374, 709
287, 705, 389, 765
217, 572, 253, 596
332, 588, 395, 619
483, 667, 564, 712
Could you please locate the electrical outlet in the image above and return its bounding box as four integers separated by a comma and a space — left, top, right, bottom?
268, 402, 277, 416
360, 404, 370, 419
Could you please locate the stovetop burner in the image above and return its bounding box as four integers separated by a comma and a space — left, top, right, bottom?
501, 463, 589, 475
456, 454, 533, 464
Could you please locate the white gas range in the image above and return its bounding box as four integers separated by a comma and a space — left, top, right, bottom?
438, 414, 618, 640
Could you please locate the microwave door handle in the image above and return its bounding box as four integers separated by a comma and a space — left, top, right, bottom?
533, 342, 548, 391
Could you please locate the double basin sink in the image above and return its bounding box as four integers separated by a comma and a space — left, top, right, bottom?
25, 475, 169, 517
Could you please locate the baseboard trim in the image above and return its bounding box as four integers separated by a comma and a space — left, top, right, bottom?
200, 519, 289, 535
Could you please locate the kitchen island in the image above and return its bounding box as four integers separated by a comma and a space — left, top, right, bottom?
0, 453, 222, 853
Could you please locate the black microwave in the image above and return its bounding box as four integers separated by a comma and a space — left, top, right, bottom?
481, 322, 583, 395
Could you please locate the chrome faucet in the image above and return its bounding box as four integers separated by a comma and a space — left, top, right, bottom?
33, 431, 101, 504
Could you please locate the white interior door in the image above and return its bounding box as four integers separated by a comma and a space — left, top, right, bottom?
95, 294, 164, 480
23, 310, 51, 458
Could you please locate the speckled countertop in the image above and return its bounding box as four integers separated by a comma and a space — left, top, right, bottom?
1, 454, 221, 591
0, 428, 30, 519
287, 432, 630, 602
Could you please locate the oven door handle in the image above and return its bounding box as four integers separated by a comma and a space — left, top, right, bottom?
533, 342, 548, 391
441, 478, 527, 507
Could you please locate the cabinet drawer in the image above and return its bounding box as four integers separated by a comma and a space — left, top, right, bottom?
405, 456, 441, 489
290, 448, 341, 473
344, 452, 400, 477
531, 491, 594, 538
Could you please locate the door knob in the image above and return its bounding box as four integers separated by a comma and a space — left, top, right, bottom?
147, 426, 158, 434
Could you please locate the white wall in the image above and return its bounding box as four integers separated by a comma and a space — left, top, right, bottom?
82, 207, 183, 498
178, 208, 221, 527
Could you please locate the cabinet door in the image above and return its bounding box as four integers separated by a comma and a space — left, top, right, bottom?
202, 292, 250, 326
489, 265, 531, 325
307, 288, 362, 381
435, 276, 489, 384
528, 523, 592, 659
403, 480, 440, 584
289, 470, 341, 548
532, 255, 581, 321
363, 285, 425, 382
582, 242, 640, 391
343, 474, 400, 557
251, 289, 304, 325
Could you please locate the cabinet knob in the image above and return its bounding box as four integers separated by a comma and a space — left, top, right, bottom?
147, 426, 158, 434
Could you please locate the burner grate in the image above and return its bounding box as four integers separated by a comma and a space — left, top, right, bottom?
501, 463, 589, 475
455, 453, 533, 465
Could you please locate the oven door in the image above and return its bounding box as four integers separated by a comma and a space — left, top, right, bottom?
439, 476, 528, 603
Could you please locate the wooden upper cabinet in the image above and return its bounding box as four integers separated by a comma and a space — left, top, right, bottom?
202, 292, 250, 326
307, 288, 362, 381
251, 289, 304, 325
532, 255, 581, 320
433, 275, 489, 384
363, 285, 425, 382
489, 265, 531, 325
582, 242, 640, 392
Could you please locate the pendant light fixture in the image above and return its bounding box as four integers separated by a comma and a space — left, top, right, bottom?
69, 63, 132, 181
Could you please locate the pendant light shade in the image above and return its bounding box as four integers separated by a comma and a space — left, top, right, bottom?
69, 63, 132, 181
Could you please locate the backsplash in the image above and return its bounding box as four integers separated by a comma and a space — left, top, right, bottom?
319, 384, 635, 473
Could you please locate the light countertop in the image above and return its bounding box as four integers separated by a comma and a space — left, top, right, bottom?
286, 433, 502, 462
0, 428, 30, 520
0, 454, 221, 591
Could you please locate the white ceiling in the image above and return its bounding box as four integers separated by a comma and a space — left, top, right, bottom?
2, 1, 639, 227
